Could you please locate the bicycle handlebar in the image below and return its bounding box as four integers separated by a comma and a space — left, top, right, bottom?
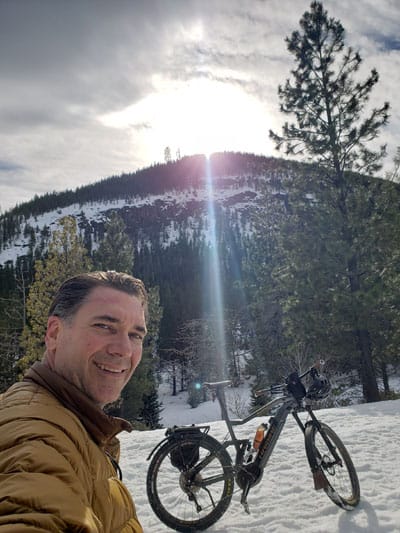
254, 360, 325, 398
299, 359, 324, 380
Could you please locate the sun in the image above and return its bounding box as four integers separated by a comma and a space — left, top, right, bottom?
151, 78, 269, 158
99, 77, 272, 161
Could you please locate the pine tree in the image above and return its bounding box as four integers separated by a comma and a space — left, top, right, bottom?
270, 1, 389, 176
386, 146, 400, 183
0, 259, 34, 388
268, 1, 391, 402
120, 286, 163, 424
139, 389, 163, 429
19, 216, 92, 371
164, 146, 172, 163
0, 330, 20, 390
94, 212, 134, 272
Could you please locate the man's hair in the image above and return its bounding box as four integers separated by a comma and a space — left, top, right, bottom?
48, 271, 148, 320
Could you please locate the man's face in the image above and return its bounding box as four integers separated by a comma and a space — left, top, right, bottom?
45, 286, 147, 407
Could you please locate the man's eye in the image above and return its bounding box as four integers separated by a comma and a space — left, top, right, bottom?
129, 333, 143, 342
94, 323, 111, 331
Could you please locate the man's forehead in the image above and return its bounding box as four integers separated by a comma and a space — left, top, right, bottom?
86, 286, 140, 303
81, 286, 144, 314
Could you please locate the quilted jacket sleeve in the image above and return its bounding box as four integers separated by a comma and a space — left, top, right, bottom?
0, 420, 104, 532
0, 390, 143, 532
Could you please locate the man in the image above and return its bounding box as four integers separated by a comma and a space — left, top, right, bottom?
0, 271, 147, 532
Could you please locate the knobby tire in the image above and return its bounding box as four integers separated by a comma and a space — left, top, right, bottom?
305, 422, 360, 510
147, 433, 234, 532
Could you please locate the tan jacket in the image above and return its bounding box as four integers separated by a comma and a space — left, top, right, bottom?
0, 362, 143, 532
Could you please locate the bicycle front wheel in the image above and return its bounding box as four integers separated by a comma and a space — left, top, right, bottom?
147, 433, 234, 532
305, 422, 360, 510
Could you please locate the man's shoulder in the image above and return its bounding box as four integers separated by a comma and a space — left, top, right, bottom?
1, 379, 58, 409
0, 380, 84, 434
0, 381, 104, 488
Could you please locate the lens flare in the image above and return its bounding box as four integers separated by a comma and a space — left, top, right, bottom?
204, 157, 227, 378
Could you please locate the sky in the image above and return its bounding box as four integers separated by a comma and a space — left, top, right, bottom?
120, 381, 400, 532
0, 0, 399, 213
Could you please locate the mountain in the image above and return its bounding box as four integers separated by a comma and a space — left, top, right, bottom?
0, 151, 297, 356
0, 152, 291, 266
2, 151, 399, 403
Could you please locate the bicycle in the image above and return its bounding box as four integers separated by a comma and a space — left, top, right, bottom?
146, 362, 360, 531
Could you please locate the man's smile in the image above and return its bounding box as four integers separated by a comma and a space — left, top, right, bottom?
94, 362, 127, 374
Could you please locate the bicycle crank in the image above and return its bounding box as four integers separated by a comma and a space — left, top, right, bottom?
236, 462, 264, 490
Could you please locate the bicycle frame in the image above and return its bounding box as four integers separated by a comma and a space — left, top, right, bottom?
212, 382, 299, 465
208, 380, 345, 497
147, 365, 360, 529
191, 381, 324, 512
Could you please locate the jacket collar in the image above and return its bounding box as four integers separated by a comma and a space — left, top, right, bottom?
23, 361, 132, 448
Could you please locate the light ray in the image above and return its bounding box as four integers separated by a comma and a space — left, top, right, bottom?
204, 157, 227, 378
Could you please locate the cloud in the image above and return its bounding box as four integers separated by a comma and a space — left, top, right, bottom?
370, 35, 400, 52
0, 0, 399, 212
0, 160, 25, 173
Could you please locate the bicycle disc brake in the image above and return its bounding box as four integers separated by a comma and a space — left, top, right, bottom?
179, 471, 218, 514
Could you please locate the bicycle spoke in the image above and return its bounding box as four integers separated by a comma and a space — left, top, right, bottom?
147, 434, 234, 531
306, 422, 360, 509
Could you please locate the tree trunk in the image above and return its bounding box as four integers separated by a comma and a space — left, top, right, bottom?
357, 329, 380, 402
180, 361, 186, 392
346, 251, 380, 403
171, 361, 177, 396
381, 361, 390, 394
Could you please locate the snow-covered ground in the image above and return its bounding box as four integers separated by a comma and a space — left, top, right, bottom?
119, 380, 400, 532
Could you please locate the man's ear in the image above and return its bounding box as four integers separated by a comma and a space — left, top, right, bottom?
45, 316, 62, 359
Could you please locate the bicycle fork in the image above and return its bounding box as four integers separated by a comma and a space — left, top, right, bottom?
299, 407, 340, 491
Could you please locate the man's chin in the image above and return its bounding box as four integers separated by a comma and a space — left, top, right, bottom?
101, 394, 124, 411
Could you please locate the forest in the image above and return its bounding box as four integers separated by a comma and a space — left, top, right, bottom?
1, 2, 399, 427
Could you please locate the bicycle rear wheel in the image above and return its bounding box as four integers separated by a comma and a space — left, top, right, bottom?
147, 433, 234, 532
305, 422, 360, 510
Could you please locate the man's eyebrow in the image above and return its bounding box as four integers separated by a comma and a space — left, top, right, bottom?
92, 315, 147, 334
135, 325, 147, 335
92, 314, 119, 323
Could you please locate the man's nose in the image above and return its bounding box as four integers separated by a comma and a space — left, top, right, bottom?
107, 334, 132, 357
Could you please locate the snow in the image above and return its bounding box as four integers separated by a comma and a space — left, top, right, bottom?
0, 179, 262, 265
119, 388, 400, 532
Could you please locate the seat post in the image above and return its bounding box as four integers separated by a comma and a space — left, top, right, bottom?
216, 385, 237, 444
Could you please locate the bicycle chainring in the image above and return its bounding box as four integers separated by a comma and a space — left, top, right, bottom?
236, 462, 263, 490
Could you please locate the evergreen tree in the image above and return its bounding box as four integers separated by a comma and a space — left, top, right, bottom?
386, 146, 400, 183
94, 212, 134, 272
19, 216, 92, 370
270, 1, 389, 175
120, 286, 163, 424
139, 389, 163, 429
0, 260, 29, 389
243, 201, 287, 386
164, 146, 172, 163
0, 297, 22, 391
268, 1, 391, 402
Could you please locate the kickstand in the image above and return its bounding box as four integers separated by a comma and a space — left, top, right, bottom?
240, 483, 251, 514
